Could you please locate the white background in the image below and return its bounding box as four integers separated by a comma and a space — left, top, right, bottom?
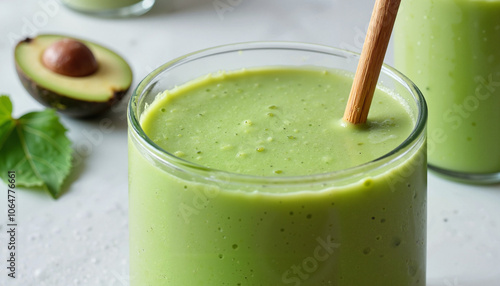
0, 0, 499, 285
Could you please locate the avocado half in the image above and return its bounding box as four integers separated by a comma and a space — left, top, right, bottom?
14, 34, 133, 118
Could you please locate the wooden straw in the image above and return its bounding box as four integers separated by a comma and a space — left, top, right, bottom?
343, 0, 401, 124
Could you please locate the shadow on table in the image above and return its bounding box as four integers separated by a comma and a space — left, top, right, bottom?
427, 276, 500, 286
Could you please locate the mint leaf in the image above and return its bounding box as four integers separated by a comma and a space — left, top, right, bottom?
0, 95, 73, 198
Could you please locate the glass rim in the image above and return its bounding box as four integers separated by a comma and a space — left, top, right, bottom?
128, 41, 427, 185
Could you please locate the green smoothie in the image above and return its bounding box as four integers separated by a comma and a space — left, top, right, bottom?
62, 0, 143, 11
129, 67, 426, 285
394, 0, 500, 176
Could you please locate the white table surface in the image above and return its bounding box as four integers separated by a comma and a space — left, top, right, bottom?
0, 0, 499, 285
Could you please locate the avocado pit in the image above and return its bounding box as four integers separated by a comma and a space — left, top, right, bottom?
42, 38, 98, 77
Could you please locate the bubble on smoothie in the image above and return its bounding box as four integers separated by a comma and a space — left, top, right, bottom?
392, 237, 402, 247
236, 152, 247, 158
363, 247, 372, 255
362, 178, 373, 187
407, 259, 418, 276
174, 151, 185, 157
220, 144, 233, 151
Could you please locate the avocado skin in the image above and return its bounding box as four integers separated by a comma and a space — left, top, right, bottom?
15, 62, 128, 118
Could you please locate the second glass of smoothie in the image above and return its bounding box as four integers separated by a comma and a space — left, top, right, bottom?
128, 42, 428, 285
60, 0, 155, 17
394, 0, 500, 183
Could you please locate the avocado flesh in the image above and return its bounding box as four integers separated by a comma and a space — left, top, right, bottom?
15, 34, 133, 117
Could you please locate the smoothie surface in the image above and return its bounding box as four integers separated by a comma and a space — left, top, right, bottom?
130, 67, 426, 286
140, 67, 414, 176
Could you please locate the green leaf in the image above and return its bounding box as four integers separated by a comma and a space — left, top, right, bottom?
0, 96, 15, 148
0, 95, 13, 117
0, 95, 73, 198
